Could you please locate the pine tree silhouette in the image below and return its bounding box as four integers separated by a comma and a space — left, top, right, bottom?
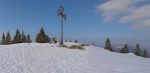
5, 31, 11, 44
36, 27, 47, 43
135, 44, 142, 56
104, 38, 113, 51
121, 44, 129, 53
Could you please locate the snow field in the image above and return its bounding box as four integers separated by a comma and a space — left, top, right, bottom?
0, 42, 149, 73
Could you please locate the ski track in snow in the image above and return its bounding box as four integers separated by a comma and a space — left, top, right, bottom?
0, 42, 150, 73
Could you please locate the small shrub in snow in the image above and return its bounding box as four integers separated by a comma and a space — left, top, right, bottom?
80, 44, 89, 47
69, 45, 85, 50
51, 37, 57, 44
60, 44, 68, 48
74, 40, 78, 43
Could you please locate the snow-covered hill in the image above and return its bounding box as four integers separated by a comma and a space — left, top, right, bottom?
0, 42, 150, 73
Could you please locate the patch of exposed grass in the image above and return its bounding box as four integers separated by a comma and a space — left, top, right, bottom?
80, 44, 89, 47
69, 45, 85, 50
60, 44, 68, 48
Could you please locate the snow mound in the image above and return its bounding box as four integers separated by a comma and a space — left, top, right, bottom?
0, 43, 150, 73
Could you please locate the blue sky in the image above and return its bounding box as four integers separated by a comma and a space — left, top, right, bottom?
0, 0, 150, 48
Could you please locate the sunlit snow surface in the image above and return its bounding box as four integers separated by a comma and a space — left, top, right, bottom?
0, 42, 149, 73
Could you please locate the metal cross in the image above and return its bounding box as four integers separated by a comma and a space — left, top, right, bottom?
58, 6, 66, 45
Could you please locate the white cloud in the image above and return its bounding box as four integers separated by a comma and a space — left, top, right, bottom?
97, 0, 150, 28
96, 0, 136, 21
133, 19, 150, 28
120, 5, 150, 23
143, 19, 150, 25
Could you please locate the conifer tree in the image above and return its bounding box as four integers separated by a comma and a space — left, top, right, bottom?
5, 31, 11, 44
1, 32, 6, 44
121, 44, 129, 53
12, 29, 22, 43
36, 27, 47, 43
104, 38, 113, 51
143, 49, 148, 58
21, 31, 27, 43
46, 35, 51, 43
27, 34, 32, 43
134, 44, 142, 56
